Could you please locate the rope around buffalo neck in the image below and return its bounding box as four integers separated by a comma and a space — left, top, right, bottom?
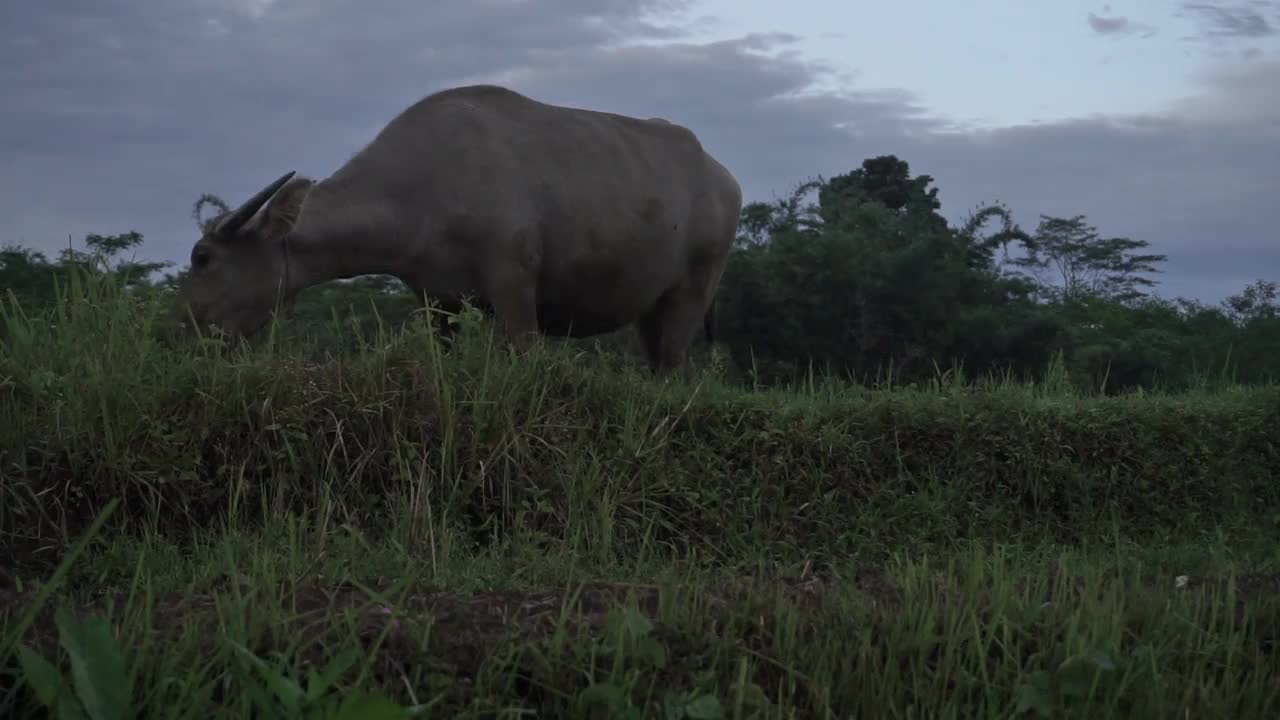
278, 233, 292, 310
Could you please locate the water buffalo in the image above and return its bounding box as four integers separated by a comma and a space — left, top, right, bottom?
177, 84, 743, 373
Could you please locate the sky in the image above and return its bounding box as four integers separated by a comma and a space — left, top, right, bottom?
2, 0, 1278, 304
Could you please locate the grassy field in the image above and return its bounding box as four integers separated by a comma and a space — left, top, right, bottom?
1, 275, 1279, 718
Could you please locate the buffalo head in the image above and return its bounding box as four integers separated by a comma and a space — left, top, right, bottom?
174, 171, 312, 338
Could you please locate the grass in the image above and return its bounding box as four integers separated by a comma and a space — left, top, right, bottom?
1, 270, 1278, 717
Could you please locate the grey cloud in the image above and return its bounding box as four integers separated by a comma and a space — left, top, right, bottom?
2, 1, 690, 147
1, 2, 1277, 305
1087, 12, 1156, 37
1088, 12, 1133, 34
1181, 1, 1278, 39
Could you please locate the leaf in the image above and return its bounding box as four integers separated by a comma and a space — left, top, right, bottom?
577, 681, 626, 711
635, 636, 668, 670
682, 693, 724, 719
733, 681, 770, 710
621, 604, 653, 639
306, 649, 360, 702
332, 693, 408, 720
1056, 655, 1099, 700
58, 701, 91, 720
16, 644, 71, 709
1089, 650, 1117, 672
229, 642, 304, 712
56, 608, 131, 720
1014, 671, 1052, 718
239, 679, 280, 719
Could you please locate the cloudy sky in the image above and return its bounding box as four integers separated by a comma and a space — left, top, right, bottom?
3, 0, 1278, 303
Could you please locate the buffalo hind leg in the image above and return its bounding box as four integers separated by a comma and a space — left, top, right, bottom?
635, 312, 664, 373
487, 269, 540, 352
637, 286, 708, 376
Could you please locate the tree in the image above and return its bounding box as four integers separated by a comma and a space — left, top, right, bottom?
815, 155, 948, 236
734, 179, 823, 249
1222, 279, 1278, 325
0, 231, 171, 312
0, 245, 61, 309
1012, 214, 1167, 303
84, 231, 171, 288
819, 155, 941, 214
953, 201, 1034, 270
715, 156, 1059, 384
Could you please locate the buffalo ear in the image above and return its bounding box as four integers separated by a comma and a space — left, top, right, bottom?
261, 176, 315, 239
